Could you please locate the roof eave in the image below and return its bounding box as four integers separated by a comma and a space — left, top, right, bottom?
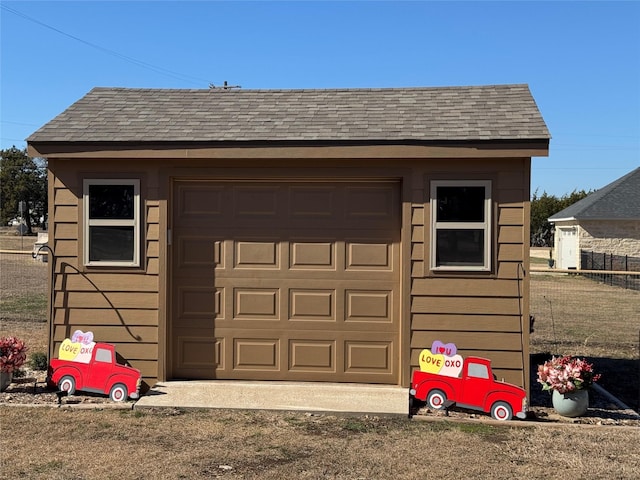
28, 138, 550, 159
550, 216, 640, 223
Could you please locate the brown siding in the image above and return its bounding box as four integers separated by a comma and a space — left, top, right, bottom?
411, 314, 522, 332
53, 326, 157, 344
46, 153, 533, 392
54, 292, 158, 309
54, 273, 158, 292
54, 308, 158, 325
409, 159, 530, 390
49, 161, 160, 388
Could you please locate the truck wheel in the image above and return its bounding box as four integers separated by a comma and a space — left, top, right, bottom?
427, 389, 447, 410
109, 383, 128, 402
491, 401, 513, 421
58, 375, 76, 395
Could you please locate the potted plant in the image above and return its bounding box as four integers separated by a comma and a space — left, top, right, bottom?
0, 336, 28, 391
536, 355, 600, 417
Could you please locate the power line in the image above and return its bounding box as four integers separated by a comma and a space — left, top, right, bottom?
1, 4, 215, 87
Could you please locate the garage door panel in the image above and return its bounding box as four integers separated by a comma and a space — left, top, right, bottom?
289, 340, 336, 372
289, 186, 338, 220
234, 288, 280, 319
178, 287, 219, 318
233, 186, 281, 219
226, 329, 394, 368
216, 270, 395, 281
345, 341, 393, 374
345, 186, 397, 222
172, 180, 400, 384
289, 289, 335, 321
290, 241, 335, 269
346, 290, 392, 322
177, 185, 226, 218
175, 335, 223, 370
175, 237, 224, 271
234, 338, 280, 370
346, 241, 393, 270
235, 240, 280, 269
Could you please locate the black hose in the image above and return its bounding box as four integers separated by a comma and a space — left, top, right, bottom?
33, 245, 55, 364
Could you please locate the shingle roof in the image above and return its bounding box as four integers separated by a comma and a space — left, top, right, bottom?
27, 84, 550, 144
549, 167, 640, 221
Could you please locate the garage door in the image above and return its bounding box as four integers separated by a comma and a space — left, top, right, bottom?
171, 180, 401, 384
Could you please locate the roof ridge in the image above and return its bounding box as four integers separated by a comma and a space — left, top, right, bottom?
89, 83, 531, 94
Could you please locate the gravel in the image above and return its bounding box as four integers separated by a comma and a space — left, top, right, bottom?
413, 382, 640, 426
3, 369, 639, 426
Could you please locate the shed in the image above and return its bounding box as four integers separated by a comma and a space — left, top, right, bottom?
27, 84, 550, 393
549, 167, 640, 269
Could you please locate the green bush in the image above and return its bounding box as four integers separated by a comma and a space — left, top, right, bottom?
28, 351, 49, 371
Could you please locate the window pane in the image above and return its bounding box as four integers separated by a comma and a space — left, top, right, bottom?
467, 363, 489, 379
95, 348, 112, 363
89, 226, 135, 262
89, 184, 135, 219
436, 186, 485, 222
436, 229, 484, 266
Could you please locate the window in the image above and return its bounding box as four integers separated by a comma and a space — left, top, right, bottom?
84, 179, 140, 267
94, 348, 112, 364
467, 362, 490, 379
430, 180, 491, 271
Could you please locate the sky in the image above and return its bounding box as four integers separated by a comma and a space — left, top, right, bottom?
1, 0, 638, 197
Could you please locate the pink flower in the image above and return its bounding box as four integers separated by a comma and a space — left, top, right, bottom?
0, 336, 28, 373
536, 355, 600, 394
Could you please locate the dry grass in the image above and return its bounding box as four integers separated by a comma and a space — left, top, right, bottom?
2, 235, 640, 478
530, 271, 640, 410
1, 231, 49, 354
530, 272, 640, 358
1, 407, 639, 479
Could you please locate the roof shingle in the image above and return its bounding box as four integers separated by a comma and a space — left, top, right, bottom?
549, 167, 640, 221
27, 84, 550, 143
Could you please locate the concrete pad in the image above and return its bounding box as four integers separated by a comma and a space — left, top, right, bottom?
135, 381, 408, 415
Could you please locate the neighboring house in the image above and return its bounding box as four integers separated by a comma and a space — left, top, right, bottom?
549, 167, 640, 270
27, 84, 550, 394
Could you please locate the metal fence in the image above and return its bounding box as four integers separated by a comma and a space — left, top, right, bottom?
0, 250, 49, 324
530, 268, 640, 412
580, 250, 640, 291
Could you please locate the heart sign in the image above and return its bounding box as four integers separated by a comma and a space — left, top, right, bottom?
58, 338, 81, 361
58, 336, 95, 363
74, 342, 95, 364
419, 349, 445, 374
439, 354, 464, 378
431, 340, 457, 357
72, 330, 94, 345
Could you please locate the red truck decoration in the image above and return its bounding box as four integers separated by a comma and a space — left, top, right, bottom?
409, 341, 527, 421
48, 330, 141, 402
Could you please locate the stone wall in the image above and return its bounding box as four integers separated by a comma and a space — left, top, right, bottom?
579, 220, 640, 257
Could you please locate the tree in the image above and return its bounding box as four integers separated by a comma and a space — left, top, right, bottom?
530, 189, 590, 246
0, 146, 48, 234
530, 190, 557, 246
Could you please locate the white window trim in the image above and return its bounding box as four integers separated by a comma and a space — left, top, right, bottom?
83, 179, 140, 267
430, 180, 492, 272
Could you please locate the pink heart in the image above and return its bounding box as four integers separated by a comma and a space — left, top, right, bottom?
71, 330, 94, 345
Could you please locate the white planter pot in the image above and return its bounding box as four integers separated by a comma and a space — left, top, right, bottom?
552, 389, 589, 417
